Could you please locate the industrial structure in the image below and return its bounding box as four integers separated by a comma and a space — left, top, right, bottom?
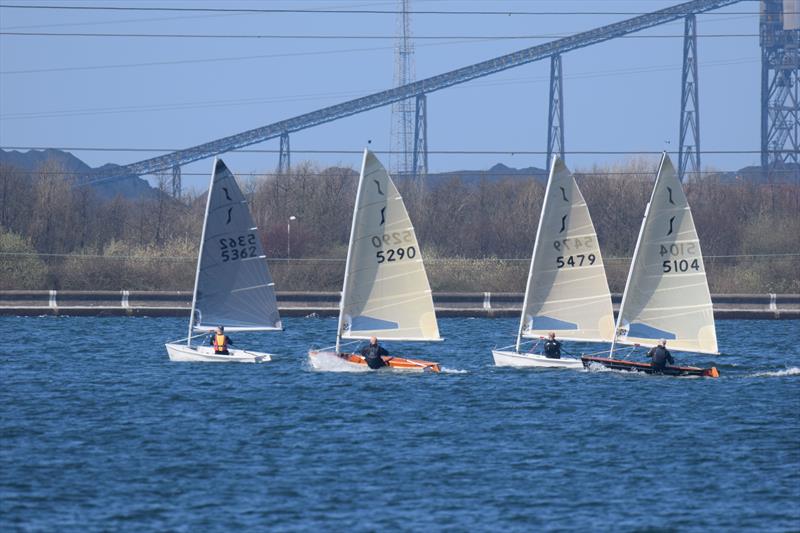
761, 0, 800, 174
91, 0, 798, 196
389, 0, 418, 177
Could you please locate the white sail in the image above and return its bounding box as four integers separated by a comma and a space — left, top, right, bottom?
338, 150, 440, 342
190, 158, 282, 332
614, 154, 718, 354
517, 157, 615, 346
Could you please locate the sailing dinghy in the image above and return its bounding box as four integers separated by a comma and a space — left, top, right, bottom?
165, 158, 282, 363
308, 149, 442, 372
581, 154, 719, 378
492, 157, 615, 369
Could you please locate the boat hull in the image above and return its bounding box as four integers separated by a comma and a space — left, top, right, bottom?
492, 350, 583, 369
581, 356, 719, 378
308, 350, 440, 373
165, 343, 272, 363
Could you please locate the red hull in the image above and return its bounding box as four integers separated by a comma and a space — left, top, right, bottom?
310, 351, 441, 372
581, 356, 719, 378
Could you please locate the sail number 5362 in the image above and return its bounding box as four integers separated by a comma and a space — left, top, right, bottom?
219, 233, 257, 262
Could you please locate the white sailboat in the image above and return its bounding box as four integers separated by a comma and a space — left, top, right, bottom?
582, 153, 719, 377
493, 157, 615, 368
308, 149, 442, 372
165, 158, 282, 363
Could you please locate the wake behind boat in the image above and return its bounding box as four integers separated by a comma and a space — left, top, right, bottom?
308, 348, 441, 373
308, 149, 442, 373
165, 158, 282, 363
583, 153, 719, 378
491, 157, 614, 369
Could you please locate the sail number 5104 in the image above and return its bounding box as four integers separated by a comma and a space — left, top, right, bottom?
662, 259, 700, 273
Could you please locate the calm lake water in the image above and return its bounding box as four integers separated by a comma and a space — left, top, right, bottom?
1, 316, 799, 531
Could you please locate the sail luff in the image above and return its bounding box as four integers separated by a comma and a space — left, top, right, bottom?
518, 157, 614, 344
515, 157, 558, 352
609, 153, 664, 356
186, 157, 218, 346
336, 149, 369, 354
338, 150, 440, 342
192, 159, 282, 331
613, 153, 718, 355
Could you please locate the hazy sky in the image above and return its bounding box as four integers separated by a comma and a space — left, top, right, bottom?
0, 1, 760, 191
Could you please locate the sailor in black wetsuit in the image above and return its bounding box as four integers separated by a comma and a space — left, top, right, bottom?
543, 332, 562, 359
647, 339, 674, 373
360, 336, 391, 369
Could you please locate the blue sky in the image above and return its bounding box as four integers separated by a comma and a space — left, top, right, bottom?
0, 0, 760, 192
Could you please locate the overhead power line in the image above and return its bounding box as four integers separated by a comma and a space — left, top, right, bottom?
0, 56, 758, 118
0, 4, 774, 16
0, 31, 758, 39
0, 145, 766, 155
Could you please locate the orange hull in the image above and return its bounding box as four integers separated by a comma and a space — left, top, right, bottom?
312, 351, 441, 372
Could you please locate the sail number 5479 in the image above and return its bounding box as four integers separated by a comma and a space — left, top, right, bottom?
556, 254, 596, 268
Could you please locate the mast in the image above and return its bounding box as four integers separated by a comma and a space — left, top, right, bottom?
187, 158, 219, 346
515, 157, 559, 352
335, 149, 369, 354
609, 152, 667, 356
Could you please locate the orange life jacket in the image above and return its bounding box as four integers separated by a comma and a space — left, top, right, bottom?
213, 333, 227, 352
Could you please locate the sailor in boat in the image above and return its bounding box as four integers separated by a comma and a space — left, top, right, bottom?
211, 326, 233, 355
647, 339, 674, 373
360, 336, 392, 369
543, 332, 562, 359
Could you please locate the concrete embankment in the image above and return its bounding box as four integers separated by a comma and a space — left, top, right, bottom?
0, 291, 798, 319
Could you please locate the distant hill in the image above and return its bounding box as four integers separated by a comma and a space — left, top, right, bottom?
395, 163, 549, 187
0, 149, 158, 200
717, 164, 800, 184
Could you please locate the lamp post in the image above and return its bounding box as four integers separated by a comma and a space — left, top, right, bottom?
287, 215, 297, 258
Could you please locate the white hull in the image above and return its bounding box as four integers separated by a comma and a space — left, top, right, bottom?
492, 350, 583, 369
165, 343, 272, 363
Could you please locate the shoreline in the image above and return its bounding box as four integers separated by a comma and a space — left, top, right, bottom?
1, 291, 797, 320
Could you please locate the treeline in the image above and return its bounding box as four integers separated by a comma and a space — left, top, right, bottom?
1, 158, 798, 293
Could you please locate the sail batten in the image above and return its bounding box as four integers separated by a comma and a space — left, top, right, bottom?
516, 158, 615, 347
337, 150, 440, 345
613, 154, 718, 355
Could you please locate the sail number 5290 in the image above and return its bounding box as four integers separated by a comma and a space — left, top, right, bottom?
377, 247, 416, 263
371, 231, 413, 248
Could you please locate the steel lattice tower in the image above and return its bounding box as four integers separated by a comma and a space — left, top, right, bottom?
171, 165, 181, 198
277, 132, 291, 175
679, 14, 701, 182
390, 0, 416, 176
546, 54, 565, 170
761, 0, 800, 180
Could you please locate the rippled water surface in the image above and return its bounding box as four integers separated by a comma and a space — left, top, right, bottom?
2, 316, 799, 531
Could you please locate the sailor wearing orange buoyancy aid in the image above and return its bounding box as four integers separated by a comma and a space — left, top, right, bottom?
210, 326, 233, 355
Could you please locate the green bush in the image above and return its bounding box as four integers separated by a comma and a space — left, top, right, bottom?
0, 227, 48, 289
